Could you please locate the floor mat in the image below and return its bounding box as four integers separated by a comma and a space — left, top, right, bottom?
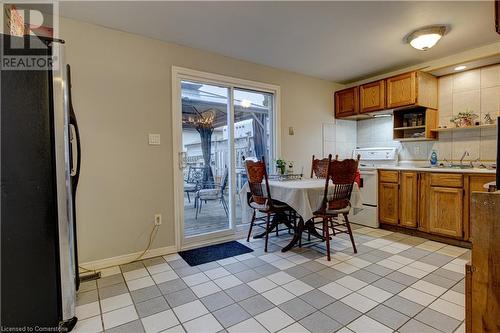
179, 241, 253, 266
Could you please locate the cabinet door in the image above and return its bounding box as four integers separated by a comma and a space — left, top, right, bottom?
334, 87, 359, 118
418, 173, 430, 232
360, 80, 385, 113
379, 182, 399, 225
429, 186, 463, 238
400, 172, 418, 228
464, 174, 496, 240
386, 72, 416, 108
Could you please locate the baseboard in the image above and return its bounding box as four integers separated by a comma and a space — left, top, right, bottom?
80, 245, 178, 271
379, 223, 472, 249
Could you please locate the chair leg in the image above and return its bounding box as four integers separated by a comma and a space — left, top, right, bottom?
221, 197, 228, 217
247, 210, 256, 242
264, 213, 271, 252
195, 198, 201, 219
330, 216, 336, 236
187, 192, 191, 203
344, 213, 357, 254
323, 217, 331, 261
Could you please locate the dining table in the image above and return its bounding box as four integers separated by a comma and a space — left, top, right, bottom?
240, 178, 362, 252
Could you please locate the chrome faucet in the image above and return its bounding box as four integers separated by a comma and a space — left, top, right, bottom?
442, 158, 452, 167
470, 157, 480, 168
460, 151, 470, 166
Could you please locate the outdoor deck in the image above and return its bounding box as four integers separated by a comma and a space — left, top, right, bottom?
184, 195, 244, 237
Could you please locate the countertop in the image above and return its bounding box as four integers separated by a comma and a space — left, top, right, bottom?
377, 165, 496, 174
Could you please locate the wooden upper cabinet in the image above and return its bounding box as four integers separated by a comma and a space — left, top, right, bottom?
334, 87, 359, 118
386, 72, 416, 108
399, 172, 418, 228
379, 182, 399, 225
360, 80, 385, 113
386, 71, 437, 109
429, 186, 464, 238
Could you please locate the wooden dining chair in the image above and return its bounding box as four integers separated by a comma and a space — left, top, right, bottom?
311, 154, 337, 178
313, 154, 360, 261
245, 156, 290, 252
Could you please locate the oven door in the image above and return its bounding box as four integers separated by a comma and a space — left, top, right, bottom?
359, 169, 377, 206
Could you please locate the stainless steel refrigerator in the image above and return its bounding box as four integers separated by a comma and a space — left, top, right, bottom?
1, 34, 81, 331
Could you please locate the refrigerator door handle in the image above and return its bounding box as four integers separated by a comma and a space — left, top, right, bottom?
66, 65, 82, 189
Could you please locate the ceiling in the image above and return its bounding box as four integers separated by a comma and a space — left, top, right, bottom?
60, 1, 499, 83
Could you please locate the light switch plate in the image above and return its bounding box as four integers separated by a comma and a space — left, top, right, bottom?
148, 134, 160, 145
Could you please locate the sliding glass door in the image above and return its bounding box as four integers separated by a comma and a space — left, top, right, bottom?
174, 69, 278, 247
181, 81, 231, 238
233, 88, 274, 227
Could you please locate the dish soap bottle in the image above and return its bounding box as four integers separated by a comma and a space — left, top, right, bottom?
430, 150, 438, 166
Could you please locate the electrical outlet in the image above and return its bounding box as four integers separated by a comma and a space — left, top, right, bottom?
154, 214, 162, 226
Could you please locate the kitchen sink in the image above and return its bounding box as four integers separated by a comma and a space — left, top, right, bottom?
423, 165, 478, 169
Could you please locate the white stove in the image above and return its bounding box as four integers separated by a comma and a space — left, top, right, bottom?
349, 147, 398, 228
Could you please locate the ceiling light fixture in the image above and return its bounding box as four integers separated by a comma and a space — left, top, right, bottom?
454, 65, 467, 71
406, 25, 448, 51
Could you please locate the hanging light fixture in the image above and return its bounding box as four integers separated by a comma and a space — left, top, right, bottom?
406, 25, 448, 51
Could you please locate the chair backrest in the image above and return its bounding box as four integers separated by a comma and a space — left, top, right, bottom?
244, 156, 273, 207
311, 155, 330, 178
186, 166, 205, 184
320, 154, 360, 210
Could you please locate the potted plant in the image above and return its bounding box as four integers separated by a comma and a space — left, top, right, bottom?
275, 158, 287, 175
450, 110, 478, 128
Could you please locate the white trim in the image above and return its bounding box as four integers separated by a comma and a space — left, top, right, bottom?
180, 234, 242, 252
80, 246, 178, 271
171, 66, 281, 251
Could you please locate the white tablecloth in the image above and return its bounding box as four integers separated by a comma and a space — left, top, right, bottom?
240, 178, 362, 222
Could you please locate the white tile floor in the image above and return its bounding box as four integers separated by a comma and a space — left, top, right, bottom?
75, 225, 468, 333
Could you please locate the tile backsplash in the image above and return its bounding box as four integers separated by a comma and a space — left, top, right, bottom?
322, 120, 357, 159
354, 65, 499, 162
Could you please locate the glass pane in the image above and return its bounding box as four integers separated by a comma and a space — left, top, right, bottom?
234, 88, 274, 226
181, 80, 230, 237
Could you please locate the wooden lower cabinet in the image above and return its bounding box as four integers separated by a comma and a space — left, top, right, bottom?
379, 182, 399, 225
467, 191, 500, 332
463, 174, 496, 240
418, 173, 430, 232
379, 170, 493, 242
399, 172, 418, 228
428, 186, 463, 238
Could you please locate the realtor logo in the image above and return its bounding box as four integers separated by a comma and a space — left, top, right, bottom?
1, 1, 60, 70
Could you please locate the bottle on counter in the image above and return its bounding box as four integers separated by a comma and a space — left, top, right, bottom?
430, 150, 438, 166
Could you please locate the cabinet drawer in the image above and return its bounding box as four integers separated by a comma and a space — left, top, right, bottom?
430, 173, 463, 188
379, 170, 399, 183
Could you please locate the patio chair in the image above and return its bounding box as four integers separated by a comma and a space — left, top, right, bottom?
184, 166, 205, 204
245, 156, 291, 252
313, 154, 360, 261
195, 167, 229, 219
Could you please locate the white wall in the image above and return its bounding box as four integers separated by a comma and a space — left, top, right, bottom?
60, 17, 341, 263
356, 65, 500, 162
